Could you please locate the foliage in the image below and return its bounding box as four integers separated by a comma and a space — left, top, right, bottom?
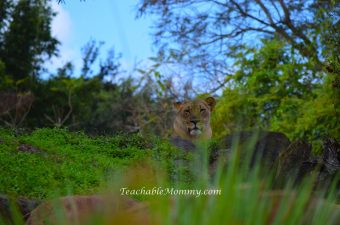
0, 128, 185, 199
0, 60, 14, 90
138, 0, 339, 86
0, 0, 13, 39
0, 128, 339, 225
0, 0, 337, 149
0, 92, 34, 129
0, 1, 338, 224
135, 0, 339, 145
0, 0, 58, 85
0, 30, 177, 136
211, 38, 339, 150
281, 74, 340, 150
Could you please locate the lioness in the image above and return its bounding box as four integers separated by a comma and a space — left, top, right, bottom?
173, 97, 216, 141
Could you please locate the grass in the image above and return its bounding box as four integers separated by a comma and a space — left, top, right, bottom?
0, 128, 183, 199
0, 128, 339, 225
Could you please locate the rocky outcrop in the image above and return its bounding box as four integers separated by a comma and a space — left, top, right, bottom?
26, 195, 149, 225
169, 136, 196, 152
275, 140, 312, 186
274, 138, 340, 189
213, 131, 291, 169
0, 195, 41, 224
170, 131, 339, 190
1, 195, 150, 225
295, 138, 340, 189
170, 131, 291, 176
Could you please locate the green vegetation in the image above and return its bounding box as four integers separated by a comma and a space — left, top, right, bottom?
0, 128, 186, 199
0, 1, 339, 224
0, 128, 338, 225
0, 0, 338, 189
0, 0, 338, 147
211, 39, 340, 152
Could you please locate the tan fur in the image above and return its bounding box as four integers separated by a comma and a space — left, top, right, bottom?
173, 97, 216, 141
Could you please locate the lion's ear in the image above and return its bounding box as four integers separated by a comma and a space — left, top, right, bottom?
205, 97, 216, 111
174, 102, 183, 111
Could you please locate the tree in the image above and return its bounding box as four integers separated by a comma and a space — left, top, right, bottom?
138, 0, 340, 91
23, 40, 145, 134
211, 38, 339, 148
0, 0, 58, 85
0, 0, 13, 37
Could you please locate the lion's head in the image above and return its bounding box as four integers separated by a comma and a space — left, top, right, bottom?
173, 97, 216, 141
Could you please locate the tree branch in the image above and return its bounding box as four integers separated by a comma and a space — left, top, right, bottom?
278, 0, 316, 53
255, 0, 276, 25
229, 0, 271, 27
255, 0, 318, 62
61, 89, 73, 125
200, 26, 274, 46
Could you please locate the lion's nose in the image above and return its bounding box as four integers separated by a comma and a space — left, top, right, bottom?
190, 120, 199, 125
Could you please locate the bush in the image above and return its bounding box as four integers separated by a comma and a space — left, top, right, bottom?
0, 128, 185, 199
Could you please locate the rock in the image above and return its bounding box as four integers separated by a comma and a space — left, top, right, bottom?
216, 131, 291, 169
26, 195, 150, 225
322, 138, 340, 174
169, 136, 196, 152
295, 159, 320, 182
170, 131, 291, 175
275, 140, 312, 186
0, 195, 41, 224
17, 144, 42, 154
314, 138, 340, 189
208, 148, 232, 175
276, 138, 340, 189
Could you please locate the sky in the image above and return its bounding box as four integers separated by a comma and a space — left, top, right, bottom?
48, 0, 154, 76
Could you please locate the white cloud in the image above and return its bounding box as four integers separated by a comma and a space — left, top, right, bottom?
44, 2, 82, 76
51, 1, 71, 43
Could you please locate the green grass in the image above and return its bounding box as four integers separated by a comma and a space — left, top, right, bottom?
0, 128, 183, 199
0, 128, 339, 225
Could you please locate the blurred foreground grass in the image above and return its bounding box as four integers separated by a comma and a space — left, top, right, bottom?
0, 128, 339, 225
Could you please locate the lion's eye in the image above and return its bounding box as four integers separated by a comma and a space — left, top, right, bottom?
184, 109, 190, 116
200, 108, 206, 112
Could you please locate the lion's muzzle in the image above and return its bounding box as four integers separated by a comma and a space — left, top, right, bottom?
188, 121, 202, 136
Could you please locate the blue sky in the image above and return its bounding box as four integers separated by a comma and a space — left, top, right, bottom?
48, 0, 154, 75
